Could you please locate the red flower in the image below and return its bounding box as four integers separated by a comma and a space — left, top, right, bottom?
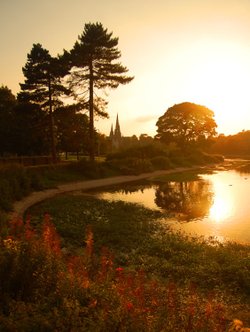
126, 302, 133, 311
116, 267, 124, 272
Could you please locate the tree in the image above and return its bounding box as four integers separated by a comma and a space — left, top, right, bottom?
12, 103, 50, 156
156, 102, 217, 149
54, 105, 89, 159
18, 43, 69, 161
0, 86, 16, 155
69, 22, 134, 160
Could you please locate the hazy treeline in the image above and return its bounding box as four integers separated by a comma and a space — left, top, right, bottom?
210, 130, 250, 156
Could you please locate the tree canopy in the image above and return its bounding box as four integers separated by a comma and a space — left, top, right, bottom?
156, 102, 217, 149
68, 22, 134, 160
18, 43, 70, 161
0, 86, 17, 155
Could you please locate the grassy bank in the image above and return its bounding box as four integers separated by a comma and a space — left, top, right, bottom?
25, 195, 250, 325
0, 215, 233, 331
0, 149, 223, 217
0, 175, 250, 329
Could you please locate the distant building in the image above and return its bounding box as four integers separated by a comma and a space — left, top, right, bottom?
109, 114, 122, 150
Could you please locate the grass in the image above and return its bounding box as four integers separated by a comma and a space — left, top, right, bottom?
1, 215, 236, 331
26, 195, 250, 325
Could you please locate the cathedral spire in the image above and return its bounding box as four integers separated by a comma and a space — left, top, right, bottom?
110, 113, 122, 150
114, 113, 121, 139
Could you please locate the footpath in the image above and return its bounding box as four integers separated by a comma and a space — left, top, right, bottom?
10, 166, 201, 219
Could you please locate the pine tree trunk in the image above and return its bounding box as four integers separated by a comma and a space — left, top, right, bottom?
48, 75, 57, 163
89, 59, 95, 161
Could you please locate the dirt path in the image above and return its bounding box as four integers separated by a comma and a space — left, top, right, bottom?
10, 166, 204, 219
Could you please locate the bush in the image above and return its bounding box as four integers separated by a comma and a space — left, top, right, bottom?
106, 143, 169, 161
0, 164, 33, 211
106, 157, 153, 175
0, 216, 233, 331
150, 156, 172, 170
169, 151, 188, 166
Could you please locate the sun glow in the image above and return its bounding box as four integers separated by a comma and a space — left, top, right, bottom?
182, 40, 250, 134
207, 172, 235, 223
209, 196, 232, 223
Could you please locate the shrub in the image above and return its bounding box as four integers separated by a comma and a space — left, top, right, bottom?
106, 157, 153, 175
106, 143, 169, 161
0, 216, 234, 331
150, 156, 172, 170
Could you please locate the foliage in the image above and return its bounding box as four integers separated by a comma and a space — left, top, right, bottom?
68, 22, 134, 160
0, 215, 243, 331
150, 156, 172, 170
156, 102, 217, 150
0, 159, 125, 221
18, 43, 68, 109
210, 131, 250, 156
0, 86, 17, 156
27, 196, 250, 303
106, 143, 223, 172
54, 105, 90, 156
107, 142, 169, 161
0, 164, 36, 211
18, 43, 70, 161
106, 157, 153, 175
12, 103, 50, 155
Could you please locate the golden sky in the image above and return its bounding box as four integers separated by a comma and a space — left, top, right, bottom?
1, 0, 250, 137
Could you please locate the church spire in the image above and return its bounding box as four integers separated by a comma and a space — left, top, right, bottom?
110, 113, 122, 150
114, 113, 121, 139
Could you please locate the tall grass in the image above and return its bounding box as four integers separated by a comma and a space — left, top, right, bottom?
0, 215, 239, 331
26, 196, 250, 326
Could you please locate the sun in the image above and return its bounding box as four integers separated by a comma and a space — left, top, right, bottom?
181, 40, 250, 134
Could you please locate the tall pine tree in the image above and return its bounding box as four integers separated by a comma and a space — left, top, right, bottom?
18, 43, 69, 162
69, 22, 134, 160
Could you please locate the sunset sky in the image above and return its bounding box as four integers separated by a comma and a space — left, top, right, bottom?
1, 0, 250, 137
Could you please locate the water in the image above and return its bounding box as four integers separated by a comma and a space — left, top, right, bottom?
91, 162, 250, 244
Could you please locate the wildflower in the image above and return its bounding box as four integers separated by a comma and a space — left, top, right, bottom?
3, 238, 18, 251
81, 278, 90, 289
85, 225, 93, 257
24, 215, 35, 240
42, 213, 61, 255
126, 301, 133, 311
205, 301, 213, 319
229, 319, 250, 332
89, 299, 97, 308
9, 217, 24, 237
116, 267, 124, 272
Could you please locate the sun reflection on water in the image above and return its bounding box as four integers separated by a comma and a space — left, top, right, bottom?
206, 174, 234, 223
209, 196, 233, 223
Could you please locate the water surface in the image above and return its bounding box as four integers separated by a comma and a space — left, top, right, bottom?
91, 162, 250, 244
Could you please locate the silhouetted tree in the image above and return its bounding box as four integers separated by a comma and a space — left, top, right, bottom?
12, 103, 49, 155
68, 22, 134, 160
54, 105, 89, 159
0, 86, 16, 155
18, 43, 69, 161
210, 131, 250, 156
156, 102, 217, 150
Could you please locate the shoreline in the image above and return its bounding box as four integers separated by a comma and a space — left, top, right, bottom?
10, 166, 207, 219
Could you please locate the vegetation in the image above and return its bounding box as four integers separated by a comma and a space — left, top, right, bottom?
106, 142, 223, 174
18, 43, 70, 161
0, 22, 133, 161
156, 102, 217, 151
68, 22, 134, 160
1, 194, 247, 330
1, 16, 250, 331
210, 130, 250, 157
